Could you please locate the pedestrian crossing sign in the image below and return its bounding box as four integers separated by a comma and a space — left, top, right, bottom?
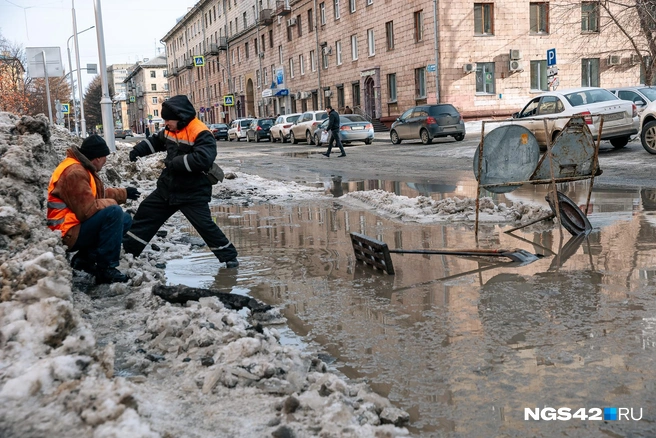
223, 95, 235, 106
61, 103, 70, 114
130, 96, 135, 102
194, 56, 205, 67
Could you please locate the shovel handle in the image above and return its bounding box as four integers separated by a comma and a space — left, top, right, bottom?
388, 248, 513, 256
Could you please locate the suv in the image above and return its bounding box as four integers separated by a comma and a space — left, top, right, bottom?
228, 118, 255, 141
640, 100, 656, 154
245, 118, 276, 142
608, 86, 656, 113
390, 104, 465, 145
289, 110, 329, 144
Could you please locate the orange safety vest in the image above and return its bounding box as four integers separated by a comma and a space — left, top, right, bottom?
163, 118, 209, 145
47, 157, 96, 236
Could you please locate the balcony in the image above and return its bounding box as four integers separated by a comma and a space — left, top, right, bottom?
275, 0, 291, 16
258, 9, 273, 25
181, 59, 194, 70
206, 44, 220, 56
217, 36, 228, 50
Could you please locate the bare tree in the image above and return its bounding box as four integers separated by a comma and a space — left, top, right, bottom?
0, 32, 29, 115
84, 75, 103, 131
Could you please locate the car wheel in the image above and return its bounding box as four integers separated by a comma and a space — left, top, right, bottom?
610, 136, 629, 149
641, 120, 656, 154
255, 134, 260, 143
246, 134, 251, 142
390, 130, 401, 144
290, 131, 298, 144
280, 133, 286, 143
364, 138, 372, 145
314, 134, 321, 145
420, 129, 432, 145
453, 133, 465, 142
306, 131, 314, 145
551, 131, 561, 144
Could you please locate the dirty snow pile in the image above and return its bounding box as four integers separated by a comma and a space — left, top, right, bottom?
0, 112, 409, 437
340, 189, 552, 224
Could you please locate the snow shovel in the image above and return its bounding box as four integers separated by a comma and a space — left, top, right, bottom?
350, 232, 539, 275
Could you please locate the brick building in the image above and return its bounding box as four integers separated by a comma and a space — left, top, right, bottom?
162, 0, 653, 125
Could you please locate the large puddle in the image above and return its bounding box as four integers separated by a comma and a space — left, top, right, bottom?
166, 178, 656, 436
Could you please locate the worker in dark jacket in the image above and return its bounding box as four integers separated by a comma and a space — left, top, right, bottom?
47, 135, 139, 284
322, 105, 346, 158
124, 95, 239, 268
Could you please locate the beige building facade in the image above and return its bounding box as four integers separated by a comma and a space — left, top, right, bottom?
124, 56, 170, 133
162, 0, 653, 125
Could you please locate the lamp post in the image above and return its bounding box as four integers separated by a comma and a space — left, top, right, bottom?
67, 25, 94, 136
432, 0, 441, 103
72, 0, 88, 137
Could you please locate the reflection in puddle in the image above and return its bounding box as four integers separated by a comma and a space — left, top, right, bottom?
165, 186, 656, 436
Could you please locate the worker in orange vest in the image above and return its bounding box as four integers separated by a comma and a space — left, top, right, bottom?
47, 135, 140, 284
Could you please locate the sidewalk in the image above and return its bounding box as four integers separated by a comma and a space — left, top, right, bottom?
372, 120, 484, 142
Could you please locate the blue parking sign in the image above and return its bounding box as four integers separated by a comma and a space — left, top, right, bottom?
547, 48, 557, 66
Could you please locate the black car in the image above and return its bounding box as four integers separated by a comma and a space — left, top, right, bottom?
390, 104, 465, 144
209, 123, 229, 140
245, 118, 276, 142
114, 129, 133, 139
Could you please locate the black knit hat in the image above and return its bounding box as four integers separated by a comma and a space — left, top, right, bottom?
79, 135, 110, 160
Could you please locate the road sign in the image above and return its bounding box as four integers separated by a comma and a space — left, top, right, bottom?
148, 114, 153, 120
548, 76, 560, 88
199, 107, 205, 113
223, 95, 235, 106
129, 96, 135, 102
427, 64, 436, 72
25, 47, 64, 77
547, 48, 557, 66
61, 103, 70, 114
194, 56, 205, 67
547, 66, 558, 77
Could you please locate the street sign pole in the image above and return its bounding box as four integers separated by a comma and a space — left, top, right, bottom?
41, 51, 54, 124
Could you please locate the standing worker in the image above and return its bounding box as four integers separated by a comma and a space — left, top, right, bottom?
123, 95, 239, 268
47, 135, 139, 284
322, 105, 346, 158
344, 106, 353, 114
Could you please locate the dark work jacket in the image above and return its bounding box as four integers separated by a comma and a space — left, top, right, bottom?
327, 110, 340, 132
130, 118, 216, 205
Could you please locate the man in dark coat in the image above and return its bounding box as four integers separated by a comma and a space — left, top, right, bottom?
124, 95, 239, 268
322, 105, 346, 158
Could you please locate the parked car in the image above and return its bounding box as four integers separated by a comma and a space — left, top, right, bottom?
510, 87, 639, 149
245, 117, 276, 142
390, 104, 465, 145
228, 118, 255, 141
114, 129, 133, 139
608, 86, 656, 113
640, 100, 656, 154
312, 114, 374, 146
209, 123, 229, 140
270, 113, 302, 143
289, 110, 329, 144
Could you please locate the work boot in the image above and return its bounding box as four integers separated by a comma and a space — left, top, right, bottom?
225, 258, 239, 268
321, 153, 330, 157
70, 253, 96, 275
95, 267, 129, 284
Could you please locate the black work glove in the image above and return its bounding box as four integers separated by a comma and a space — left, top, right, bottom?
126, 187, 140, 200
129, 149, 139, 162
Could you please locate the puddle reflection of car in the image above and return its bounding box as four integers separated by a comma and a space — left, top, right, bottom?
245, 118, 276, 142
209, 123, 229, 141
639, 100, 656, 154
390, 103, 466, 145
270, 113, 301, 143
114, 129, 133, 139
312, 114, 374, 146
510, 87, 639, 149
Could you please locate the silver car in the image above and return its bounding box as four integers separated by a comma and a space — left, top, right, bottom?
228, 118, 255, 141
270, 113, 302, 143
608, 86, 656, 113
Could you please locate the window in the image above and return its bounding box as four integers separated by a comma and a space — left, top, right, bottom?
320, 2, 326, 24
537, 96, 564, 115
414, 10, 423, 42
581, 2, 599, 32
297, 15, 303, 37
336, 40, 342, 65
530, 60, 548, 91
367, 0, 373, 4
387, 73, 397, 101
581, 58, 600, 87
474, 3, 494, 35
337, 86, 344, 108
150, 71, 156, 78
475, 62, 495, 94
164, 84, 169, 91
289, 58, 295, 78
310, 50, 316, 71
256, 70, 261, 88
287, 25, 293, 42
269, 30, 274, 47
322, 48, 329, 69
367, 29, 375, 56
279, 45, 283, 64
386, 21, 394, 50
261, 35, 265, 52
640, 56, 656, 85
151, 84, 157, 91
154, 109, 159, 116
245, 42, 249, 58
243, 12, 247, 29
530, 3, 549, 34
351, 35, 358, 60
308, 9, 314, 32
350, 0, 356, 13
300, 54, 305, 75
334, 0, 340, 19
152, 97, 158, 104
352, 82, 360, 106
414, 67, 426, 97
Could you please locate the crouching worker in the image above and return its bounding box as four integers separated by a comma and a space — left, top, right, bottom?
123, 95, 239, 268
47, 135, 140, 284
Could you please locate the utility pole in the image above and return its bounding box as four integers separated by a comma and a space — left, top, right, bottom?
432, 0, 441, 103
72, 0, 87, 138
313, 0, 323, 109
93, 0, 116, 151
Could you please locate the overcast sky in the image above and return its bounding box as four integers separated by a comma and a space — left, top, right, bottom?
0, 0, 197, 91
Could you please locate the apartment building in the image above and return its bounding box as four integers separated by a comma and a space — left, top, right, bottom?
124, 56, 170, 133
162, 0, 653, 125
107, 63, 133, 129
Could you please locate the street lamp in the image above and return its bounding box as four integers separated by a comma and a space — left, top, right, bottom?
67, 25, 94, 136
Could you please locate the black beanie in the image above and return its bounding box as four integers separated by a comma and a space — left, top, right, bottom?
161, 103, 177, 121
79, 135, 110, 160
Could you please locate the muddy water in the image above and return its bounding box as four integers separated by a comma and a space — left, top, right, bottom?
167, 180, 656, 437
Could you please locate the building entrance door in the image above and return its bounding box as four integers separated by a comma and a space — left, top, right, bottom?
364, 77, 375, 118
246, 79, 255, 116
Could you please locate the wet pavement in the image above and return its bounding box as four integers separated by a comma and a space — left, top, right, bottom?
167, 178, 656, 437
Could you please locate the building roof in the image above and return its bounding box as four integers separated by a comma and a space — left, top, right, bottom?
123, 55, 167, 82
